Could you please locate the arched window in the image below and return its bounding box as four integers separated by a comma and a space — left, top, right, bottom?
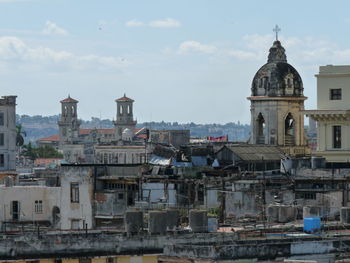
120, 105, 123, 114
64, 106, 68, 117
127, 105, 130, 114
72, 106, 75, 117
256, 113, 265, 144
285, 113, 294, 136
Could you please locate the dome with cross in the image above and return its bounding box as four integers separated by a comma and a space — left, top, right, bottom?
251, 40, 304, 97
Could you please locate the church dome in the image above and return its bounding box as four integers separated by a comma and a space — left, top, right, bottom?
251, 40, 303, 97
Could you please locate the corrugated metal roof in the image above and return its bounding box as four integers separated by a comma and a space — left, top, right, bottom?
224, 145, 285, 161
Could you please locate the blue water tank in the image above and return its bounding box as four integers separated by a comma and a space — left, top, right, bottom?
303, 217, 321, 233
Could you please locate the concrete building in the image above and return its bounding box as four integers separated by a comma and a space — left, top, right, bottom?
149, 129, 190, 149
303, 65, 350, 162
0, 96, 17, 172
0, 183, 61, 230
248, 40, 308, 156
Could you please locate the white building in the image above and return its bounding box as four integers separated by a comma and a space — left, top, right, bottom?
303, 65, 350, 162
0, 96, 17, 172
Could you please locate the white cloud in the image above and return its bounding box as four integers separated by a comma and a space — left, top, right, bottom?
125, 18, 181, 28
149, 18, 181, 28
0, 36, 128, 72
227, 50, 259, 60
178, 41, 217, 54
125, 19, 144, 27
42, 20, 68, 36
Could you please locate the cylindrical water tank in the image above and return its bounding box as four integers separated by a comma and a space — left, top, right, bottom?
341, 207, 350, 224
278, 205, 297, 223
189, 210, 208, 233
149, 211, 167, 234
267, 205, 279, 223
303, 206, 321, 218
166, 210, 179, 230
124, 211, 143, 234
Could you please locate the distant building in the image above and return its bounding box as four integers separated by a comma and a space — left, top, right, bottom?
303, 65, 350, 162
149, 129, 190, 149
248, 40, 308, 156
0, 96, 17, 172
113, 94, 137, 141
58, 95, 81, 146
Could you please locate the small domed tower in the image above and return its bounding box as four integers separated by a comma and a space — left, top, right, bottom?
248, 38, 307, 147
58, 95, 80, 145
114, 94, 137, 140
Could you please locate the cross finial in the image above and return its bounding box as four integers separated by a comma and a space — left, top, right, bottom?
273, 25, 281, 41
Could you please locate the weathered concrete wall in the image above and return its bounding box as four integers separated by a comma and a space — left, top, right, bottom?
0, 232, 237, 260
60, 166, 93, 230
0, 185, 60, 225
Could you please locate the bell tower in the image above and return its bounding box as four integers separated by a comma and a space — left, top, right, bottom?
248, 29, 307, 148
58, 95, 80, 145
114, 94, 137, 140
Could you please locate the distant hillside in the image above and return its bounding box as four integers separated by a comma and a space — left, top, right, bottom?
16, 114, 250, 144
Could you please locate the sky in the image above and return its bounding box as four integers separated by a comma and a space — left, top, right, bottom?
1, 0, 350, 124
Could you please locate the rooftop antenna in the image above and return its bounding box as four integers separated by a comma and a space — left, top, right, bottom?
273, 25, 281, 41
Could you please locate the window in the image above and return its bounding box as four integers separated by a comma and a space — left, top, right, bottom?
71, 219, 80, 230
70, 183, 79, 203
296, 192, 316, 200
333, 125, 342, 149
106, 258, 116, 263
0, 113, 3, 126
34, 200, 43, 213
118, 193, 124, 200
330, 89, 342, 100
0, 133, 4, 146
0, 154, 4, 167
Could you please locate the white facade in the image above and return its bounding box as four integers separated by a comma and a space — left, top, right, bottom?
60, 166, 93, 230
0, 96, 16, 171
95, 145, 147, 164
304, 65, 350, 162
0, 184, 60, 229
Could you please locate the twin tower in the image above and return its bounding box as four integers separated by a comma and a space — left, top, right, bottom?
248, 40, 306, 148
58, 94, 136, 145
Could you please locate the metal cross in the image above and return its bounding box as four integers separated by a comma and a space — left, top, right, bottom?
273, 25, 281, 41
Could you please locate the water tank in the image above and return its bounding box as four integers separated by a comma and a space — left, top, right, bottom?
311, 156, 326, 169
4, 176, 14, 187
166, 210, 179, 230
304, 217, 321, 233
122, 128, 133, 141
341, 207, 350, 224
303, 206, 321, 218
124, 211, 143, 234
148, 211, 167, 234
189, 210, 208, 233
278, 205, 297, 223
267, 205, 279, 223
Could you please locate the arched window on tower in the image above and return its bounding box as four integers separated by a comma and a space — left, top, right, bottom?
127, 105, 130, 115
64, 106, 68, 117
284, 113, 295, 146
284, 74, 294, 95
72, 106, 75, 117
256, 113, 265, 144
120, 105, 123, 115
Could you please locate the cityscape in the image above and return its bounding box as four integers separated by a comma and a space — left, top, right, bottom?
2, 1, 350, 263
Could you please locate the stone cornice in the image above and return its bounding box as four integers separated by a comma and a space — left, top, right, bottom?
247, 96, 307, 101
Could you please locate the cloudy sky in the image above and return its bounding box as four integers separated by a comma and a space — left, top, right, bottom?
1, 0, 350, 124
